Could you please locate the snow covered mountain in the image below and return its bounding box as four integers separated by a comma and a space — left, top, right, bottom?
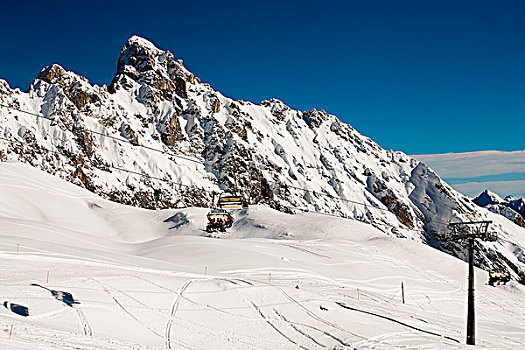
0, 35, 524, 282
474, 190, 525, 227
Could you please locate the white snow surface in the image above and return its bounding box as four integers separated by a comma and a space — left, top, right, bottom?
1, 162, 524, 349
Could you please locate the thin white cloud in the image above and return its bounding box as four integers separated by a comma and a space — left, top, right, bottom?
414, 150, 525, 178
413, 150, 525, 198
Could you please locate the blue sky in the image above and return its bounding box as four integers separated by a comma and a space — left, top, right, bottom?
1, 0, 524, 155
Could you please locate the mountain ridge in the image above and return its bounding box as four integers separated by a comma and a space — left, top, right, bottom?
1, 35, 524, 282
473, 189, 525, 227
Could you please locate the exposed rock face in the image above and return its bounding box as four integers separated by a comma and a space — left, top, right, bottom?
109, 35, 192, 103
36, 64, 101, 112
302, 108, 330, 128
210, 96, 220, 114
1, 35, 524, 282
69, 82, 100, 110
120, 123, 139, 146
38, 64, 69, 85
160, 112, 184, 147
505, 196, 525, 216
366, 174, 415, 229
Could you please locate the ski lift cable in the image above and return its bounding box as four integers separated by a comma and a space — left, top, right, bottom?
4, 108, 523, 248
0, 103, 129, 145
0, 103, 436, 219
108, 165, 214, 191
0, 130, 215, 194
0, 104, 203, 165
1, 104, 389, 212
0, 104, 408, 212
0, 104, 483, 221
4, 124, 522, 243
272, 180, 392, 213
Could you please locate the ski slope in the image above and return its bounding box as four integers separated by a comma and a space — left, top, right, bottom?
0, 161, 524, 349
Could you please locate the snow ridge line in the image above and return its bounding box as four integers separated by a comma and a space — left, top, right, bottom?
336, 302, 460, 344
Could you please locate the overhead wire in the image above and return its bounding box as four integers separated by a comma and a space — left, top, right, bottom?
3, 102, 514, 235
4, 103, 525, 252
0, 104, 217, 196
0, 103, 203, 165
269, 181, 393, 213
3, 93, 525, 283
0, 103, 397, 214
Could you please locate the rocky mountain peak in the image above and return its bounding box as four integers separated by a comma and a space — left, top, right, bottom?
35, 64, 89, 89
109, 35, 195, 103
28, 64, 102, 114
473, 190, 525, 227
117, 35, 164, 73
126, 35, 160, 52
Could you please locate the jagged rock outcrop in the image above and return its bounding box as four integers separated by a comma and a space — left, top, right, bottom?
159, 111, 184, 147
302, 108, 330, 128
109, 35, 193, 102
1, 35, 524, 283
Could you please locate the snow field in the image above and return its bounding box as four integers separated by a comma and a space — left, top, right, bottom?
0, 162, 524, 349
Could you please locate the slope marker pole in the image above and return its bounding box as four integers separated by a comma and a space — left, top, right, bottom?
17, 244, 19, 255
401, 282, 405, 304
8, 324, 13, 339
357, 288, 359, 301
46, 270, 49, 284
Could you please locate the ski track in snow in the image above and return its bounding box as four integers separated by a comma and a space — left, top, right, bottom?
249, 301, 309, 350
165, 279, 198, 349
239, 279, 358, 348
89, 277, 164, 339
1, 319, 156, 350
279, 243, 333, 259
74, 307, 93, 337
272, 308, 327, 348
274, 285, 360, 343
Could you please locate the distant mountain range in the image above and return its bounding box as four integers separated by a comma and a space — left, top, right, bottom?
0, 35, 524, 282
474, 190, 525, 227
